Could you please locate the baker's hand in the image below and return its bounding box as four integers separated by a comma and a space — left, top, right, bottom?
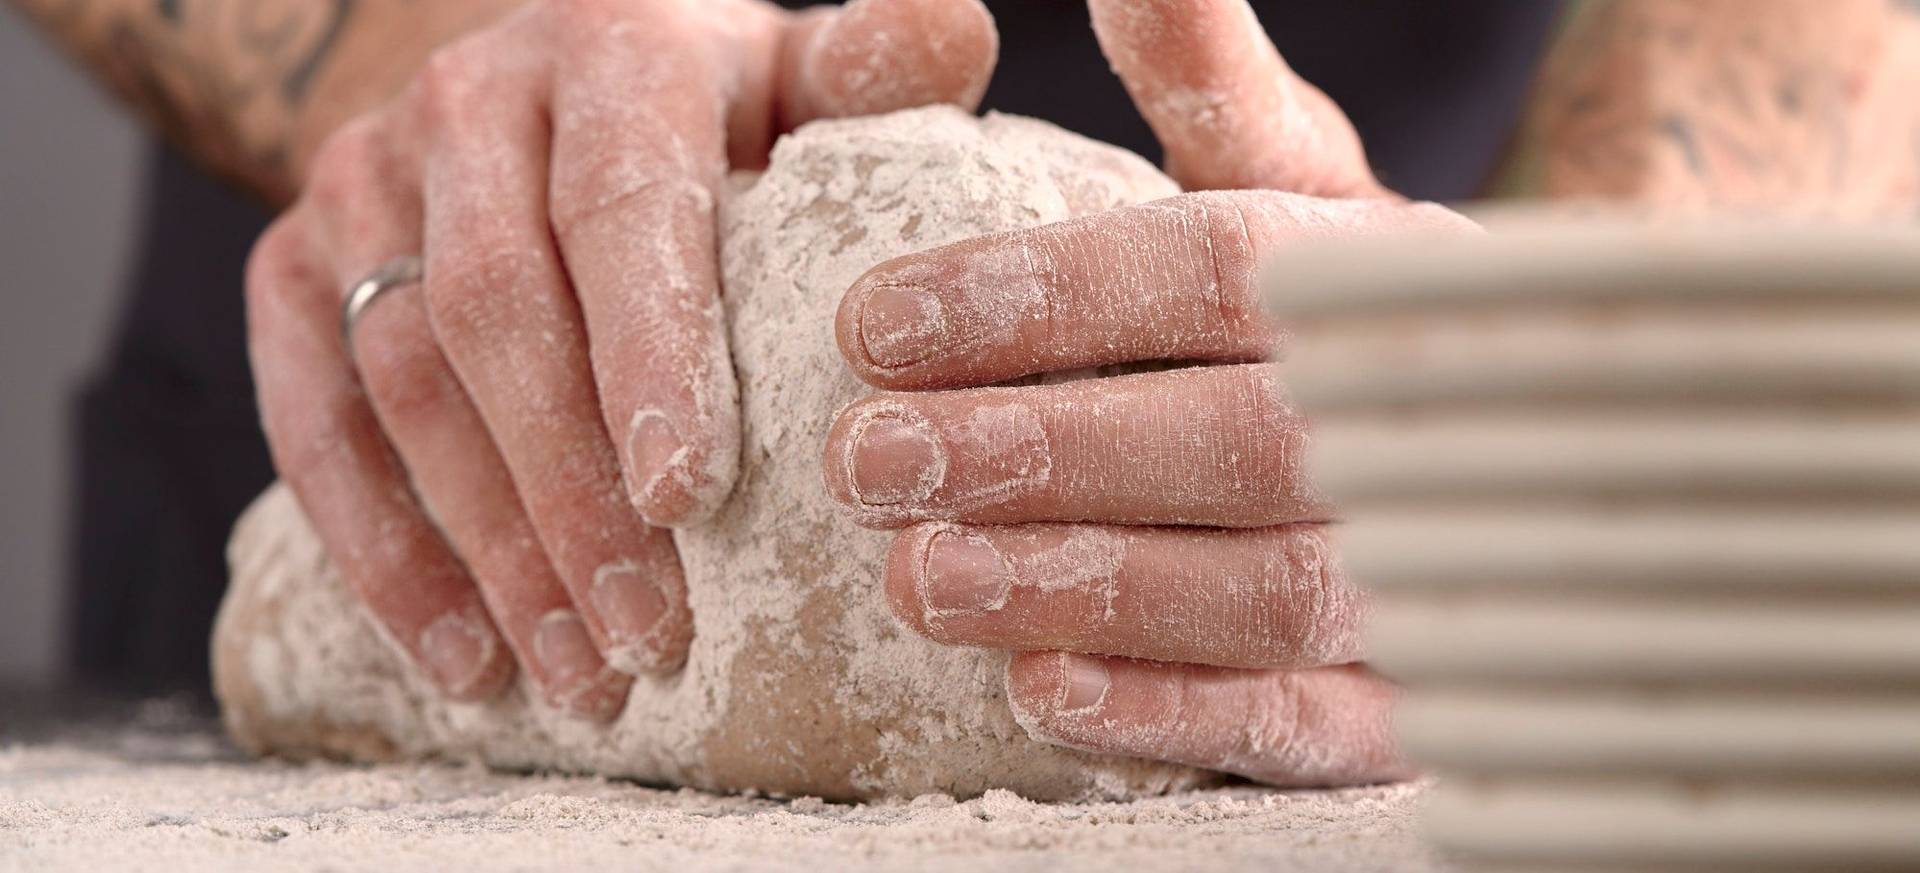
826, 0, 1474, 784
247, 0, 996, 719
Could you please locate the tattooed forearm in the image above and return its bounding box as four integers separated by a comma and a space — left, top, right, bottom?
9, 0, 521, 203
11, 0, 360, 199
1493, 0, 1920, 218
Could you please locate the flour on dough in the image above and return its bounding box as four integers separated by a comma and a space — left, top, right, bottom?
213, 106, 1214, 801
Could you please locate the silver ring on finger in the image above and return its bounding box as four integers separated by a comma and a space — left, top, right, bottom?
341, 254, 426, 352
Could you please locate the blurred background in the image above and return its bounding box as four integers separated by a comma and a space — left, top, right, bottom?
0, 13, 142, 687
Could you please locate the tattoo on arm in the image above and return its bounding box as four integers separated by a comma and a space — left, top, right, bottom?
11, 0, 358, 199
1497, 0, 1920, 218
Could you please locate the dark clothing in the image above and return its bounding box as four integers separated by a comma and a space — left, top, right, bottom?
977, 1, 1563, 202
66, 1, 1564, 698
68, 144, 274, 697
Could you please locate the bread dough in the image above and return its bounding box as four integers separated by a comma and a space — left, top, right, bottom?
212, 107, 1214, 801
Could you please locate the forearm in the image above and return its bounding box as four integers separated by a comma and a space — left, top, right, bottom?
10, 0, 522, 204
1495, 0, 1920, 216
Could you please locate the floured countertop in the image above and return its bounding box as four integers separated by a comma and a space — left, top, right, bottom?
1, 690, 1445, 872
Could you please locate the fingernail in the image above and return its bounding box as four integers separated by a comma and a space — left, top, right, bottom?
849, 414, 945, 505
1061, 653, 1110, 713
419, 610, 494, 695
859, 280, 946, 369
923, 531, 1015, 616
591, 561, 669, 674
627, 409, 686, 504
533, 609, 623, 719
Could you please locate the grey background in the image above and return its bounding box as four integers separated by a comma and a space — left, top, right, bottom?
0, 12, 144, 684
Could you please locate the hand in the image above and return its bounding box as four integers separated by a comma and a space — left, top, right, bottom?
246, 0, 996, 719
825, 0, 1474, 785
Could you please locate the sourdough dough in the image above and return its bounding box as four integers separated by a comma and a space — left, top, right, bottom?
212, 106, 1213, 801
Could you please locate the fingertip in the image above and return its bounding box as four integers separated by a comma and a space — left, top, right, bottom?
530, 608, 634, 722
820, 395, 898, 525
554, 667, 633, 723
418, 606, 517, 702
1086, 0, 1230, 81
820, 398, 865, 512
599, 591, 693, 678
788, 0, 999, 123
620, 403, 740, 528
885, 522, 1016, 642
882, 525, 941, 638
1090, 0, 1378, 196
1005, 650, 1068, 719
588, 549, 694, 677
1008, 651, 1109, 713
836, 258, 936, 388
819, 395, 945, 529
834, 265, 886, 384
603, 637, 683, 679
622, 448, 702, 529
1006, 651, 1112, 747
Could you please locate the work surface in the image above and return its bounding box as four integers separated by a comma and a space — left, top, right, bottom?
1, 689, 1442, 873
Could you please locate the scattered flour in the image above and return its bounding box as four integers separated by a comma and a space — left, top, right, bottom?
0, 723, 1442, 873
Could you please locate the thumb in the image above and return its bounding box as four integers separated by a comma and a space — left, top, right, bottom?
1089, 0, 1384, 198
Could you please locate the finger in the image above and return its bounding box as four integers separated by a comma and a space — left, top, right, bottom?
307, 115, 627, 720
883, 522, 1364, 669
547, 6, 739, 528
245, 212, 514, 702
551, 0, 998, 524
824, 363, 1322, 528
413, 36, 692, 675
837, 191, 1478, 390
774, 0, 997, 128
1007, 653, 1411, 787
1088, 0, 1381, 196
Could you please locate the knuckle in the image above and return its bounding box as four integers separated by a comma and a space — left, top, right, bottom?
413, 38, 498, 128
550, 173, 710, 245
1240, 671, 1311, 773
1214, 363, 1311, 506
303, 118, 386, 214
1268, 527, 1364, 662
244, 218, 313, 315
544, 0, 624, 27
421, 43, 483, 95
1223, 362, 1291, 425
1186, 192, 1266, 332
544, 0, 692, 55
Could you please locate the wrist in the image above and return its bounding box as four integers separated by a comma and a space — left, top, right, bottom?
283, 0, 527, 198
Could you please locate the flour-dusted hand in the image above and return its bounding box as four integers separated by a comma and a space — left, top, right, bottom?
246, 0, 997, 719
827, 0, 1473, 785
